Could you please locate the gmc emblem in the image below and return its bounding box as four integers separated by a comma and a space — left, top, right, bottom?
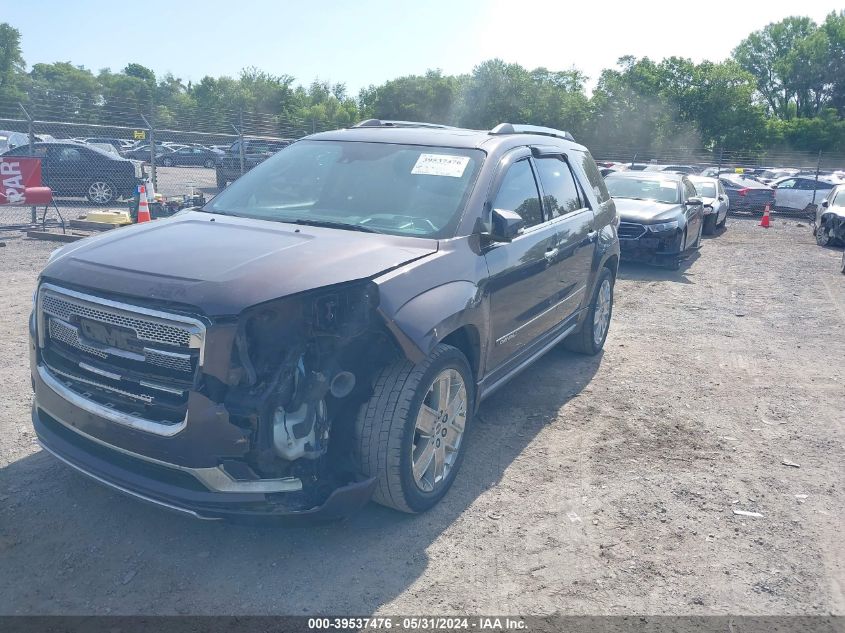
78, 319, 138, 350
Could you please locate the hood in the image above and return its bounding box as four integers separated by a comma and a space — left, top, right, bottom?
42, 212, 438, 316
613, 198, 685, 223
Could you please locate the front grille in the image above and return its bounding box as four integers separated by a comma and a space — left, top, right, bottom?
618, 222, 646, 239
37, 284, 205, 431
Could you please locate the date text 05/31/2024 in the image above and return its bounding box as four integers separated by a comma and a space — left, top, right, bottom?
307, 617, 528, 630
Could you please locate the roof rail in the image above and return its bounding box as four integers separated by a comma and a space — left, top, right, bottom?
489, 123, 575, 142
353, 119, 456, 130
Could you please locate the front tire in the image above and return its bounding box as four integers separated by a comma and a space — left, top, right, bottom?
703, 214, 718, 235
563, 267, 614, 355
840, 251, 845, 274
816, 224, 832, 246
204, 159, 216, 169
355, 344, 474, 513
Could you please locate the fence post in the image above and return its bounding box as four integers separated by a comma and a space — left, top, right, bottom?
19, 104, 37, 224
233, 110, 245, 176
630, 152, 637, 168
811, 149, 822, 206
140, 113, 156, 191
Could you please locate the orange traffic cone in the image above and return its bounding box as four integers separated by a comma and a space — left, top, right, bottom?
759, 203, 771, 228
137, 185, 151, 223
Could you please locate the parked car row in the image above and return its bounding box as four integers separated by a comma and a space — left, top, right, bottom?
1, 140, 145, 204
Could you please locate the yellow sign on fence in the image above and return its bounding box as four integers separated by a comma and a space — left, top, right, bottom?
133, 130, 146, 140
734, 167, 745, 174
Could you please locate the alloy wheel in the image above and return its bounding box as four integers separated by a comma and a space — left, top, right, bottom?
593, 278, 612, 346
87, 181, 114, 204
411, 368, 467, 493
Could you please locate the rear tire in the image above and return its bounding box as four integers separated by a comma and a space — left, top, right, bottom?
355, 344, 474, 513
204, 159, 215, 169
563, 267, 614, 355
161, 157, 173, 167
86, 180, 116, 205
703, 214, 718, 236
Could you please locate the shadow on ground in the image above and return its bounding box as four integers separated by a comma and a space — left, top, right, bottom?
0, 346, 602, 615
617, 249, 701, 284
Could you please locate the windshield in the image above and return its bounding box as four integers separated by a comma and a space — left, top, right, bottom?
206, 140, 484, 238
692, 182, 716, 197
605, 177, 680, 204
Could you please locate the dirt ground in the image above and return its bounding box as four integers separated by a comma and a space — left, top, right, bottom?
0, 217, 842, 616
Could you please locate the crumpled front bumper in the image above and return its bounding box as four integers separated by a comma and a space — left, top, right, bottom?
619, 229, 684, 261
33, 405, 377, 524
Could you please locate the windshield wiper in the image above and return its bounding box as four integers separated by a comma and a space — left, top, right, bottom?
286, 219, 381, 233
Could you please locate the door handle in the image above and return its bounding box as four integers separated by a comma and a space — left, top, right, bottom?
544, 247, 559, 260
580, 231, 598, 246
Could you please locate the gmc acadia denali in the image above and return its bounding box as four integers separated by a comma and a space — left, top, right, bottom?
30, 120, 619, 521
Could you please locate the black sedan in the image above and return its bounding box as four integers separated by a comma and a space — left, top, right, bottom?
605, 171, 705, 270
159, 146, 224, 168
1, 141, 144, 204
719, 174, 775, 213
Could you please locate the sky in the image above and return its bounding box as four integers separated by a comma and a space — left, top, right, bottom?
4, 0, 841, 95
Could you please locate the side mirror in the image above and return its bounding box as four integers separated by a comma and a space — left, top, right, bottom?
490, 208, 525, 242
717, 195, 725, 201
685, 197, 703, 206
821, 200, 829, 208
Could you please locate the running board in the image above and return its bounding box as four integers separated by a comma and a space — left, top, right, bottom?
477, 323, 577, 402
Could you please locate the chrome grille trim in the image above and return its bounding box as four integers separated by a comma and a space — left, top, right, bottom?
38, 364, 186, 436
37, 283, 205, 362
49, 318, 108, 359
48, 364, 157, 404
36, 283, 205, 436
49, 317, 193, 373
618, 222, 647, 239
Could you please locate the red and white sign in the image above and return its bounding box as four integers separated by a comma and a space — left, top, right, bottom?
0, 157, 42, 205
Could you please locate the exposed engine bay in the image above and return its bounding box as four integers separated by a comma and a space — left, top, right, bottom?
219, 281, 397, 509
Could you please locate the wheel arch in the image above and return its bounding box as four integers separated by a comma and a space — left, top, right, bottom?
378, 281, 487, 372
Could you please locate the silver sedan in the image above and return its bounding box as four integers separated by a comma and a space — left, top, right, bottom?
689, 176, 729, 235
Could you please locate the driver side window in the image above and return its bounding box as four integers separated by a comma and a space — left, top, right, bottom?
493, 159, 543, 228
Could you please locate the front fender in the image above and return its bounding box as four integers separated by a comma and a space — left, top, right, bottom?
378, 281, 484, 364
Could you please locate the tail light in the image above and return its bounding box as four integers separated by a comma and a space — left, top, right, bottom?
738, 188, 750, 197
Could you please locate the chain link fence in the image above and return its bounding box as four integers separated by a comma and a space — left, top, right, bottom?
0, 94, 324, 230
2, 98, 844, 229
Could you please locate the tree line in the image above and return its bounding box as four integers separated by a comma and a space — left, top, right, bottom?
0, 12, 843, 153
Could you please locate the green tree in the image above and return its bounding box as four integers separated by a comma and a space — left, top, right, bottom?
733, 16, 818, 117
359, 70, 460, 124
0, 23, 27, 107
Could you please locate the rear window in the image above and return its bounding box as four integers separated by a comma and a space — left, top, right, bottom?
580, 151, 611, 203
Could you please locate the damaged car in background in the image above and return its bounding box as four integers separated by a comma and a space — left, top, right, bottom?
29, 121, 619, 521
814, 183, 845, 249
605, 170, 704, 270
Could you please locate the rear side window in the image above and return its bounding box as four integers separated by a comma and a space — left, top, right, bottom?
493, 159, 543, 228
580, 151, 611, 203
534, 156, 583, 218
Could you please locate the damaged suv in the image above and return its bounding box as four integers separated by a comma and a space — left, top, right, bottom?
30, 120, 619, 521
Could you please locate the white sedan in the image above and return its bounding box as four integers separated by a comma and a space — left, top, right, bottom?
772, 176, 840, 214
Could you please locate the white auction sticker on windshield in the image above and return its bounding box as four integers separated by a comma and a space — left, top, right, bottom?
411, 153, 470, 178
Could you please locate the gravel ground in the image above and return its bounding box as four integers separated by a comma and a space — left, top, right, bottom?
0, 217, 842, 616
